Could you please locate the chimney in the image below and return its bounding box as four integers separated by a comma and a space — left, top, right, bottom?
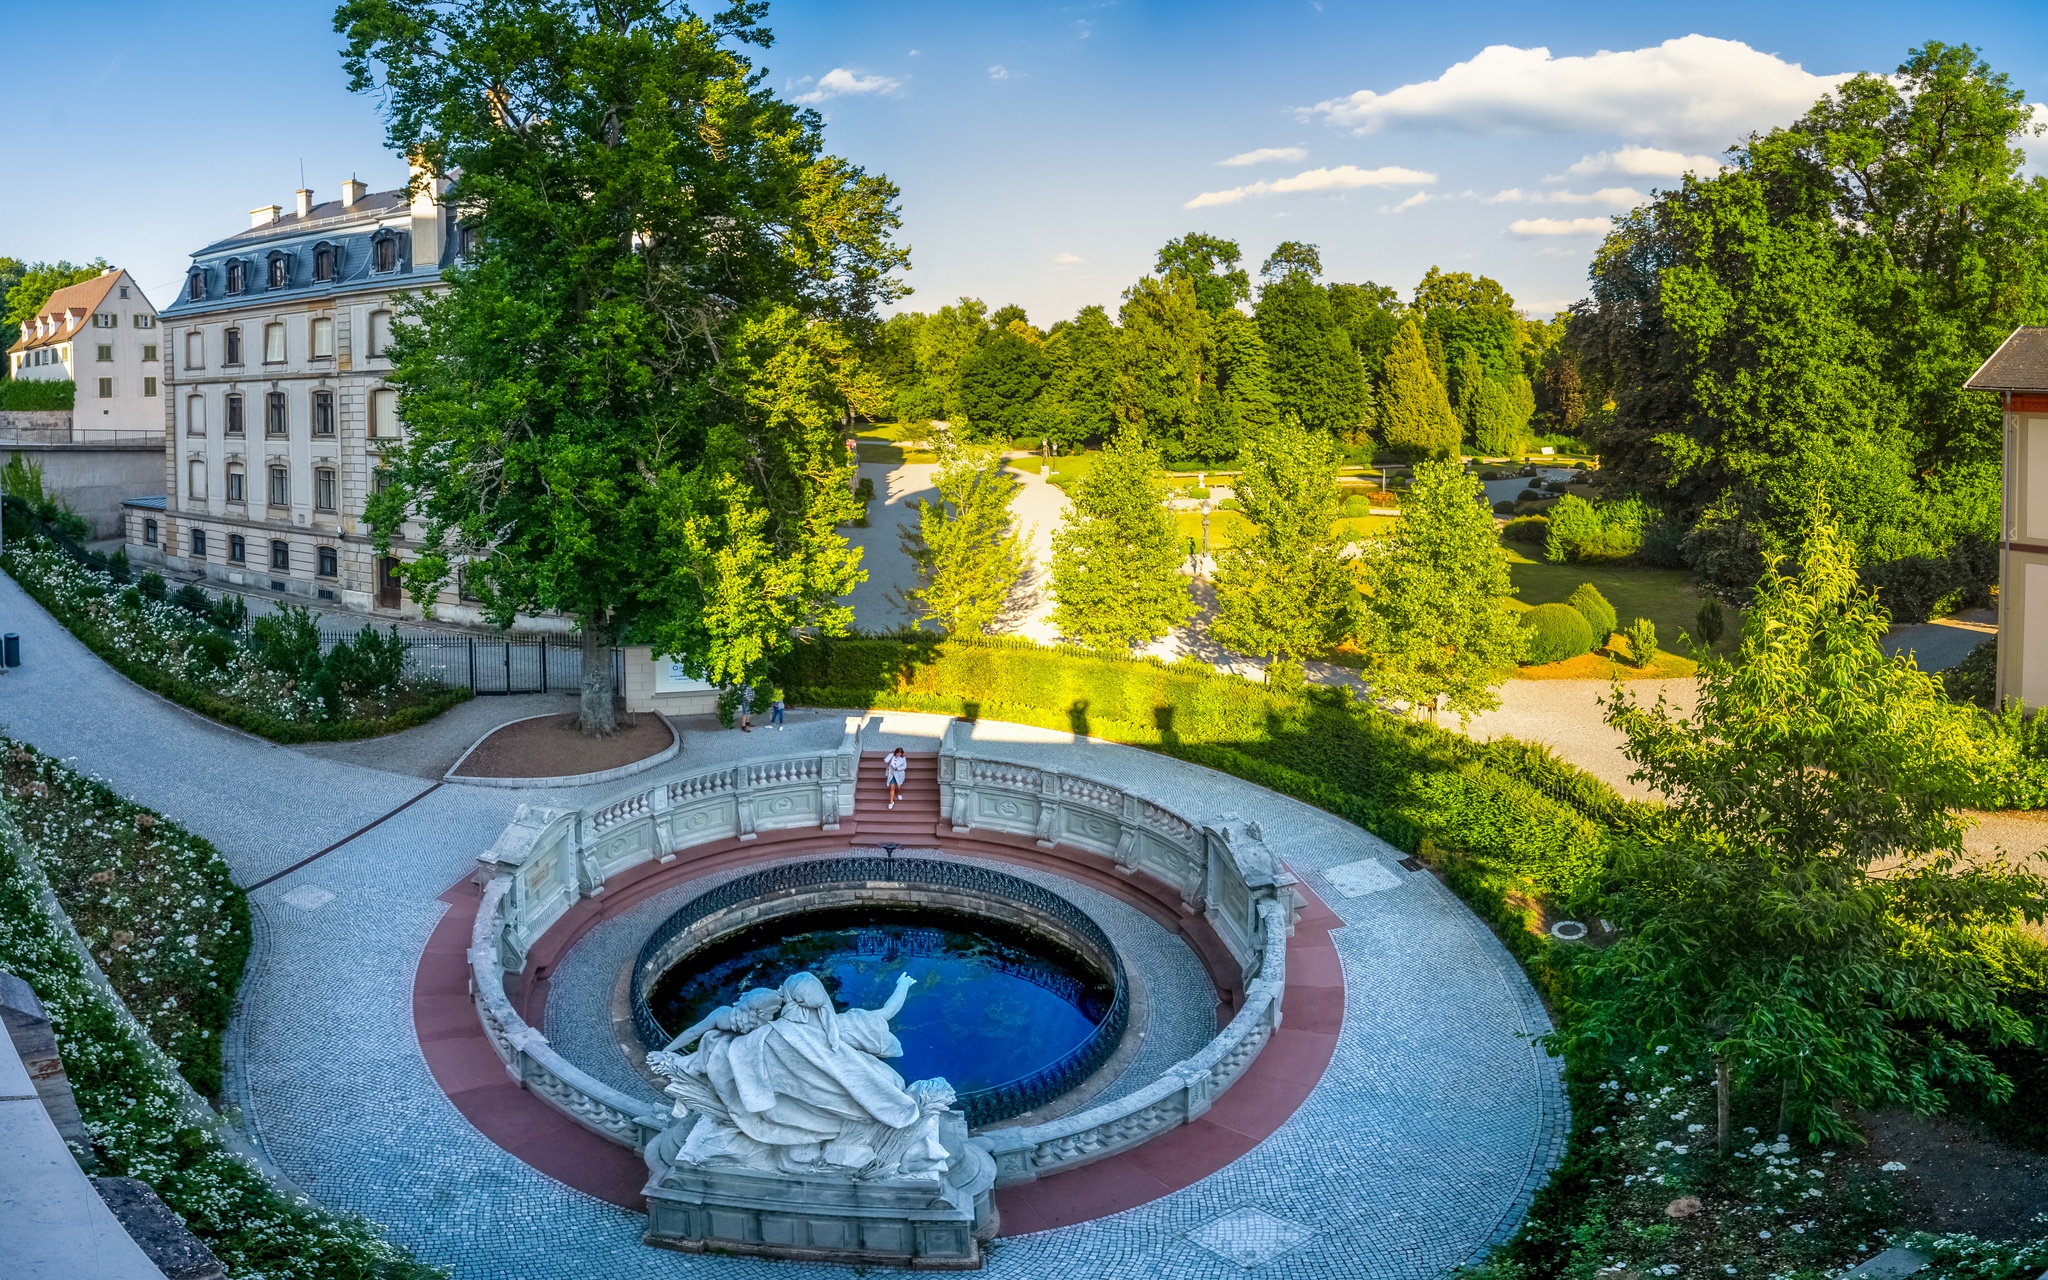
408, 152, 447, 267
340, 176, 367, 208
249, 204, 282, 228
296, 188, 313, 218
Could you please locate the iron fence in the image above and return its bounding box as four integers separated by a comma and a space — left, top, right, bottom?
313, 623, 618, 696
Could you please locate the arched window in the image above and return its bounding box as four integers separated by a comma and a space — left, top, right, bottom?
371, 231, 400, 273
370, 387, 398, 438
225, 260, 245, 294
367, 309, 393, 357
186, 269, 205, 301
267, 252, 290, 289
313, 243, 338, 281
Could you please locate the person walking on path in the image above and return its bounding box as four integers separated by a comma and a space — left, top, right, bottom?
885, 747, 907, 809
769, 689, 785, 730
738, 684, 755, 732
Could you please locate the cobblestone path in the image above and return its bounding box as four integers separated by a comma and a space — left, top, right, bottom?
0, 572, 1565, 1278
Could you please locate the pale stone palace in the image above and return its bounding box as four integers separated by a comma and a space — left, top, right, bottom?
5, 268, 163, 439
137, 163, 475, 617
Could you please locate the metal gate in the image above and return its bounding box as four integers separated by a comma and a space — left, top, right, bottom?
317, 625, 617, 696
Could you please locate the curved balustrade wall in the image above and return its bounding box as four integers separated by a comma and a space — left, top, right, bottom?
465, 716, 1298, 1186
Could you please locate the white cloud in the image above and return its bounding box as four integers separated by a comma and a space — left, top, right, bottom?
1491, 186, 1646, 206
1186, 164, 1436, 209
1311, 36, 1853, 148
1052, 252, 1084, 266
1508, 216, 1612, 237
1219, 146, 1307, 167
1388, 191, 1434, 212
1559, 145, 1722, 179
988, 64, 1014, 81
794, 68, 902, 105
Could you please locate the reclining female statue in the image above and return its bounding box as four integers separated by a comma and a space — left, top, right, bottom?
646, 970, 957, 1180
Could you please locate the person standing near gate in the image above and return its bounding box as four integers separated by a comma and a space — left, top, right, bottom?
884, 746, 907, 810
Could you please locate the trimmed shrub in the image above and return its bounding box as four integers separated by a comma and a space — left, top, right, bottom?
1521, 602, 1595, 664
1694, 598, 1726, 650
1565, 583, 1617, 643
1621, 616, 1657, 666
776, 634, 1617, 899
1503, 514, 1549, 547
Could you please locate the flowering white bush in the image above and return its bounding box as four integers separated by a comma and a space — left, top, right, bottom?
3, 538, 326, 721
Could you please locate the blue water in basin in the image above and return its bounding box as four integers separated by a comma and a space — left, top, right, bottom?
646, 906, 1113, 1099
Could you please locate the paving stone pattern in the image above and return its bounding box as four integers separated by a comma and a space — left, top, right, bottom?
542, 847, 1219, 1110
0, 572, 1566, 1278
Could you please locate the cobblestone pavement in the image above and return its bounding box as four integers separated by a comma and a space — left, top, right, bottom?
0, 572, 1565, 1279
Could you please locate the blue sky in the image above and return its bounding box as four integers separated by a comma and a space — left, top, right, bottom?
5, 1, 2045, 322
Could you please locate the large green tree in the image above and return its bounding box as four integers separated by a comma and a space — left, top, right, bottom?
338, 0, 904, 733
956, 316, 1048, 439
1378, 318, 1461, 457
1037, 304, 1120, 446
1115, 273, 1210, 454
1255, 242, 1370, 440
899, 446, 1029, 635
880, 298, 990, 425
1327, 281, 1405, 392
1576, 42, 2045, 603
1352, 458, 1522, 718
1154, 232, 1250, 315
1049, 430, 1193, 649
3, 259, 110, 360
1212, 419, 1350, 675
1568, 512, 2045, 1149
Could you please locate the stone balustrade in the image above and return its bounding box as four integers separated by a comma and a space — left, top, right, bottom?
466, 716, 1298, 1179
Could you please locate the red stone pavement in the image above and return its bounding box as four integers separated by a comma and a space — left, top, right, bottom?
411, 866, 1342, 1229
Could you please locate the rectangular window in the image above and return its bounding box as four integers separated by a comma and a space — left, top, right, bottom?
187, 459, 206, 501
371, 467, 392, 495
93, 313, 117, 329
265, 392, 287, 436
315, 467, 337, 511
133, 314, 155, 329
312, 390, 335, 436
263, 323, 285, 364
142, 376, 157, 397
190, 529, 207, 558
141, 344, 157, 362
223, 328, 242, 365
310, 316, 333, 359
368, 310, 392, 357
225, 394, 244, 436
369, 387, 396, 437
185, 331, 203, 368
143, 518, 157, 545
96, 344, 112, 362
228, 534, 246, 563
226, 467, 245, 503
97, 378, 113, 398
268, 465, 289, 507
186, 395, 205, 435
374, 237, 397, 273
270, 539, 290, 571
317, 546, 338, 577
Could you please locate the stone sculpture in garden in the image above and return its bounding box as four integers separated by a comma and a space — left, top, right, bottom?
645, 970, 959, 1181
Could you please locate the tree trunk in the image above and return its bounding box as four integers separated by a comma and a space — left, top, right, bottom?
1776, 1073, 1793, 1140
1715, 1057, 1733, 1158
579, 610, 616, 737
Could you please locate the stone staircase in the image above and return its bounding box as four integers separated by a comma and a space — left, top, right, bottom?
852, 751, 942, 843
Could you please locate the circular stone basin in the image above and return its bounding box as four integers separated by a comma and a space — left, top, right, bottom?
630, 857, 1129, 1126
646, 905, 1113, 1105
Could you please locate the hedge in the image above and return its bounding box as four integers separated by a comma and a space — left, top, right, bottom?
1564, 582, 1617, 642
777, 634, 1622, 901
1521, 602, 1595, 664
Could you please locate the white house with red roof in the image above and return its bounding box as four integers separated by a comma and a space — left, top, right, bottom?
5, 268, 162, 440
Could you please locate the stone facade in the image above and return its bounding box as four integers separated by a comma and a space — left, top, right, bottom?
143, 167, 474, 617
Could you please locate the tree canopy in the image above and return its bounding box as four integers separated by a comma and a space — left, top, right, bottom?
1050, 430, 1193, 649
337, 0, 903, 731
1212, 419, 1350, 674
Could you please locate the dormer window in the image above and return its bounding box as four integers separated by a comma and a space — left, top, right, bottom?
187, 269, 205, 301
372, 231, 400, 273
313, 243, 338, 282
457, 224, 478, 259
225, 260, 246, 294
267, 252, 291, 289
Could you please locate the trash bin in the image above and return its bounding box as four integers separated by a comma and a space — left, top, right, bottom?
3, 633, 19, 668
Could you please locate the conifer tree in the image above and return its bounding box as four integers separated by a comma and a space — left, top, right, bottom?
1353, 458, 1523, 718
1254, 243, 1370, 440
1473, 377, 1527, 457
1379, 319, 1462, 457
1050, 431, 1194, 649
1212, 420, 1351, 676
899, 446, 1029, 635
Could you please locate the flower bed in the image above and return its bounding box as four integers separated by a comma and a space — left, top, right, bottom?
1, 531, 469, 743
0, 757, 442, 1279
2, 739, 248, 1096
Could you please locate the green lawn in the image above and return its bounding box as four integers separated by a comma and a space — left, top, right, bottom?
1502, 543, 1740, 655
